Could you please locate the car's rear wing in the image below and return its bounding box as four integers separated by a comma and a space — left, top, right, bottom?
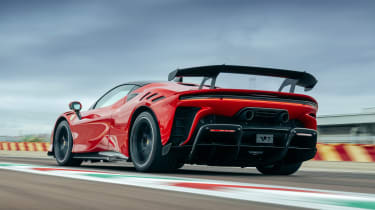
168, 65, 317, 93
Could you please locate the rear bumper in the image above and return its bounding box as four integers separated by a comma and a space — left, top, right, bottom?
171, 124, 317, 167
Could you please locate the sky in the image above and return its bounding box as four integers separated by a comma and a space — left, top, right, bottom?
0, 0, 374, 136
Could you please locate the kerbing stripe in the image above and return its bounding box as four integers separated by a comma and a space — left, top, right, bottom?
170, 183, 327, 194
1, 162, 375, 210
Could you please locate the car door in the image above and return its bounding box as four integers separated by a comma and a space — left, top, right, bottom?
70, 85, 135, 153
108, 85, 141, 154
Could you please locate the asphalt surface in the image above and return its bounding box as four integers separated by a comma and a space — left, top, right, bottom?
1, 156, 375, 210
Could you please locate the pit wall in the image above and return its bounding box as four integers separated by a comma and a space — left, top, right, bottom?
1, 142, 375, 162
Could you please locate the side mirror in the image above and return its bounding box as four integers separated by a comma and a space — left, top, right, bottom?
69, 101, 82, 120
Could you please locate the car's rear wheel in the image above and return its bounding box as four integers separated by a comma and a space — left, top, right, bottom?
130, 112, 164, 172
174, 161, 185, 170
130, 111, 181, 172
54, 121, 82, 166
256, 161, 302, 175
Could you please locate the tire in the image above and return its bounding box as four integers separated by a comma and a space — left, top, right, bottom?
165, 161, 185, 172
54, 121, 82, 166
174, 161, 185, 170
256, 162, 302, 175
130, 111, 165, 172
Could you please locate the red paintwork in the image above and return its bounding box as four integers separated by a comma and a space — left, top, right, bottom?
50, 82, 318, 158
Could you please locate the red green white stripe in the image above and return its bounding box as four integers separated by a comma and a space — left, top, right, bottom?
0, 162, 374, 209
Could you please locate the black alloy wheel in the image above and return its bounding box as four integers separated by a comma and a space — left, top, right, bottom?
54, 121, 82, 166
131, 111, 183, 172
130, 112, 161, 172
130, 111, 184, 172
132, 118, 154, 165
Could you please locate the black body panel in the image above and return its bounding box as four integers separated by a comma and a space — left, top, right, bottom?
168, 107, 317, 167
171, 124, 317, 167
169, 65, 317, 89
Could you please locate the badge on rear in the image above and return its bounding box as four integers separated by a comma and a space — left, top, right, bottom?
256, 134, 274, 144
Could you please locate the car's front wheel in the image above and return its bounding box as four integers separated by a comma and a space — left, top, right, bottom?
54, 121, 82, 166
256, 162, 302, 175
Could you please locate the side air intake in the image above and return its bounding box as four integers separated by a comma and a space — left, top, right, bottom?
169, 107, 200, 145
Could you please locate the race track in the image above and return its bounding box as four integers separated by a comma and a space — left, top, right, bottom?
1, 156, 375, 210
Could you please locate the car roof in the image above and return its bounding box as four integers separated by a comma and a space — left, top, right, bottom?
124, 81, 162, 86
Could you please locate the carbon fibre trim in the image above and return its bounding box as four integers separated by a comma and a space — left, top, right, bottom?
169, 107, 200, 145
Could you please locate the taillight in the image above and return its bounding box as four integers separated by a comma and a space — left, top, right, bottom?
209, 129, 236, 133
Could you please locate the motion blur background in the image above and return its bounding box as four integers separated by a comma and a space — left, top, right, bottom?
0, 0, 374, 143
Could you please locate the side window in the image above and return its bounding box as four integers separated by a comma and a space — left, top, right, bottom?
94, 85, 135, 109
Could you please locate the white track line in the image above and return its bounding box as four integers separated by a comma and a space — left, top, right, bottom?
1, 162, 375, 210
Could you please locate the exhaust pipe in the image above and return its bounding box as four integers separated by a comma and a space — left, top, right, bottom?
279, 112, 289, 123
239, 110, 255, 121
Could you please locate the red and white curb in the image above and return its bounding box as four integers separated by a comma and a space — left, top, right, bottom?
0, 162, 374, 210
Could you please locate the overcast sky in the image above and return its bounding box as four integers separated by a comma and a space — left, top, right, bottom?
1, 0, 374, 136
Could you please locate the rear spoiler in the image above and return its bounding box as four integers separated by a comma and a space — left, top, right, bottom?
168, 65, 317, 92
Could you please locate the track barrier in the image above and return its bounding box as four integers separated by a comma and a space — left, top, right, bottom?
1, 142, 375, 162
0, 142, 49, 152
313, 143, 375, 162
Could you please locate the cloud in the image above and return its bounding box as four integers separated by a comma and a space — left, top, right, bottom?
0, 0, 374, 135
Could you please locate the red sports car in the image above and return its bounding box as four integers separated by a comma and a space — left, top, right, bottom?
48, 65, 318, 175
